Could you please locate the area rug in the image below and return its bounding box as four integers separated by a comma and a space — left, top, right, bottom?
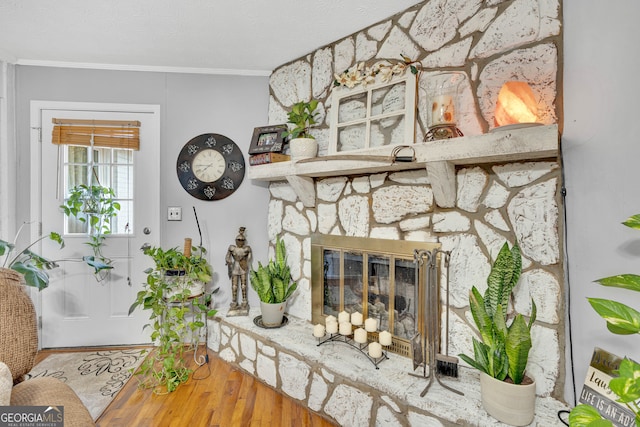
24, 349, 148, 420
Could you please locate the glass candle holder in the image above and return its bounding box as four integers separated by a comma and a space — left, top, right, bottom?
425, 72, 466, 139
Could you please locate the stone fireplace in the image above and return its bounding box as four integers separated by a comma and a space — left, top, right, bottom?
208, 1, 567, 425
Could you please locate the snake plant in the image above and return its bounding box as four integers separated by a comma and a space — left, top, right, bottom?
459, 241, 537, 384
249, 237, 297, 304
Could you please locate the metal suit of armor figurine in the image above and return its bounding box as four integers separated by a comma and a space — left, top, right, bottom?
226, 227, 252, 316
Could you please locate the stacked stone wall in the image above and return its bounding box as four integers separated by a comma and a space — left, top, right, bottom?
255, 0, 565, 408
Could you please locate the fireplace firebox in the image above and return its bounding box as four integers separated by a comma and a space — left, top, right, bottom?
311, 234, 442, 358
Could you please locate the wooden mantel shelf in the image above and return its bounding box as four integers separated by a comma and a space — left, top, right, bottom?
248, 124, 559, 208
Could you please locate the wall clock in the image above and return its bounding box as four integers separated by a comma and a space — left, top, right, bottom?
176, 133, 245, 201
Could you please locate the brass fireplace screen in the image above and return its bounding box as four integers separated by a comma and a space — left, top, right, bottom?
311, 234, 441, 358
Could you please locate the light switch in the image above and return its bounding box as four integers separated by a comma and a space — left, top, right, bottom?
168, 206, 182, 221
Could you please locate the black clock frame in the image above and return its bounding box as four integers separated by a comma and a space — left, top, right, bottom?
176, 133, 245, 201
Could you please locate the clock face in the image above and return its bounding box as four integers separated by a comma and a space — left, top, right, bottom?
192, 149, 225, 182
176, 133, 245, 201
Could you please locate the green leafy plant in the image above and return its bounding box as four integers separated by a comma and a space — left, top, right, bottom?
250, 237, 297, 304
569, 214, 640, 426
129, 244, 216, 394
282, 100, 319, 140
60, 184, 120, 276
458, 241, 537, 384
0, 222, 64, 290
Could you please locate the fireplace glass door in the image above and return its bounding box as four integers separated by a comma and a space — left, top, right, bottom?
311, 234, 440, 357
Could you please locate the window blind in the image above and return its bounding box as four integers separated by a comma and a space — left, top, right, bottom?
51, 118, 141, 150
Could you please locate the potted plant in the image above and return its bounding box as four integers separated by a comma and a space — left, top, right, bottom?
60, 184, 120, 278
0, 222, 64, 290
128, 240, 216, 394
249, 237, 297, 327
459, 241, 538, 426
283, 99, 320, 160
569, 213, 640, 426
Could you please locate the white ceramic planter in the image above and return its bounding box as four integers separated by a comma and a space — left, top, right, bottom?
289, 137, 317, 160
480, 372, 536, 426
260, 301, 286, 327
164, 271, 205, 299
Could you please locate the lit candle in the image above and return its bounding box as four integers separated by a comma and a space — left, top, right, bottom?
326, 321, 338, 334
354, 328, 368, 344
339, 321, 352, 336
351, 312, 363, 326
338, 311, 350, 323
379, 330, 392, 346
431, 94, 455, 125
313, 324, 326, 338
364, 318, 378, 332
369, 342, 383, 359
325, 315, 337, 326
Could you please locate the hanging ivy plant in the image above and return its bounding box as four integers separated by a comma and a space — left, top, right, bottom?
60, 184, 120, 277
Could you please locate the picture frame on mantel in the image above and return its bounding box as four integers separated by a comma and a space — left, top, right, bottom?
248, 124, 288, 154
329, 69, 416, 154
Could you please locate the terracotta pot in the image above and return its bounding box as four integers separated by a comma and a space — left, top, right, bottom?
260, 301, 286, 327
289, 137, 317, 160
480, 372, 536, 426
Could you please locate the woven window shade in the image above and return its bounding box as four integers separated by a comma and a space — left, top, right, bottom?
51, 119, 141, 150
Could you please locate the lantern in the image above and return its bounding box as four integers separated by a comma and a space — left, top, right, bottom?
425, 72, 466, 140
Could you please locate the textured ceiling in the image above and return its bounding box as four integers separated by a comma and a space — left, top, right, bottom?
0, 0, 422, 75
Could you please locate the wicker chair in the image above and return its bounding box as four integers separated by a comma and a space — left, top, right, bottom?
0, 268, 95, 427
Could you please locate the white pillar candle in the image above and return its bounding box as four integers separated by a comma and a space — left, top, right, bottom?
368, 341, 383, 359
313, 324, 326, 338
354, 328, 368, 344
338, 311, 350, 323
379, 330, 392, 346
350, 311, 363, 326
339, 321, 352, 336
326, 320, 338, 334
364, 318, 378, 332
431, 94, 455, 125
325, 315, 337, 326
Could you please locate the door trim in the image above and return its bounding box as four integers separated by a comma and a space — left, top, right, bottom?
29, 100, 161, 346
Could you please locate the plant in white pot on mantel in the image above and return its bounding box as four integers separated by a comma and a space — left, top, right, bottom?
458, 241, 538, 426
249, 237, 297, 327
283, 99, 319, 160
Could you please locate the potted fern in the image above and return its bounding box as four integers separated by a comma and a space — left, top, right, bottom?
458, 241, 538, 426
249, 237, 297, 327
283, 99, 320, 160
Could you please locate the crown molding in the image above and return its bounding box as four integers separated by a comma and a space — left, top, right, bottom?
15, 59, 272, 76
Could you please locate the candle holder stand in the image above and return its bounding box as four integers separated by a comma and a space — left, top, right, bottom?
424, 124, 463, 141
316, 333, 389, 369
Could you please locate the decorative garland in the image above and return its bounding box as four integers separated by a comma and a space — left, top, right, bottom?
333, 55, 422, 89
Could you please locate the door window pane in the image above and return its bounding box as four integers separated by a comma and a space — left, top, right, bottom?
62, 145, 134, 236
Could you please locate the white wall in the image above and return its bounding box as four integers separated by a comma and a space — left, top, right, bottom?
563, 0, 640, 404
15, 66, 271, 310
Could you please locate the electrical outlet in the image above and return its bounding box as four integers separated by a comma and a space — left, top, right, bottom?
168, 206, 182, 221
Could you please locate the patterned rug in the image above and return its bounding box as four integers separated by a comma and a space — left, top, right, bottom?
25, 349, 148, 420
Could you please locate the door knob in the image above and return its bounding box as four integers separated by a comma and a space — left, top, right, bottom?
143, 227, 151, 235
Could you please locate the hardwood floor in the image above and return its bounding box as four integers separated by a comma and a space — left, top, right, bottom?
36, 347, 337, 427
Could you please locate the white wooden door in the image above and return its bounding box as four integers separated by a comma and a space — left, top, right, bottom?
31, 101, 160, 348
